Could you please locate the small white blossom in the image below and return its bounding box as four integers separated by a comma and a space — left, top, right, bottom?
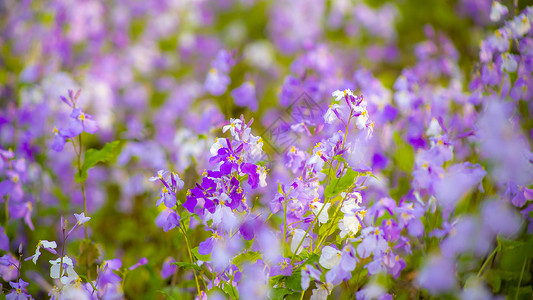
50, 256, 78, 284
291, 229, 311, 255
490, 1, 508, 22
28, 240, 57, 264
501, 52, 517, 72
310, 201, 331, 224
318, 246, 341, 269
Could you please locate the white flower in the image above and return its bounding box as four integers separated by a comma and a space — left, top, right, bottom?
338, 194, 365, 237
332, 89, 354, 102
426, 118, 442, 137
210, 138, 224, 156
247, 134, 264, 161
501, 52, 517, 72
29, 240, 57, 264
338, 215, 362, 238
354, 110, 369, 130
222, 118, 243, 137
74, 213, 91, 225
510, 14, 531, 37
149, 169, 168, 182
50, 256, 78, 284
310, 283, 333, 300
490, 1, 508, 22
258, 166, 268, 187
310, 201, 331, 224
318, 246, 341, 269
323, 104, 342, 124
291, 229, 311, 255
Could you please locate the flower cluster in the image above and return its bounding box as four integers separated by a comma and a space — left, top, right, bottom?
1, 1, 533, 299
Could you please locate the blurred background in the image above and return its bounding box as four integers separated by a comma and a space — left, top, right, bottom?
1, 0, 532, 298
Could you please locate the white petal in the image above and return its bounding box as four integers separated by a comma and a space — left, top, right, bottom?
50, 263, 61, 279
319, 246, 341, 269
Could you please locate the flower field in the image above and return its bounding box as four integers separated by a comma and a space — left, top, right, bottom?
1, 0, 533, 299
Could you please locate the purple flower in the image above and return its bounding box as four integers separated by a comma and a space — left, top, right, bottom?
270, 257, 292, 276
0, 254, 19, 281
129, 257, 148, 270
480, 62, 501, 86
231, 82, 258, 111
0, 170, 24, 201
205, 68, 230, 96
433, 162, 486, 210
150, 171, 184, 209
325, 245, 357, 285
211, 50, 235, 73
7, 279, 30, 300
161, 257, 177, 279
490, 1, 508, 22
67, 108, 98, 137
301, 264, 321, 290
509, 77, 532, 101
481, 199, 522, 238
0, 226, 8, 252
51, 126, 69, 152
240, 163, 260, 189
155, 209, 181, 232
416, 255, 456, 294
199, 229, 224, 256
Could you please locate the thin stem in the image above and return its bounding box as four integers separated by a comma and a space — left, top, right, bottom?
514, 257, 527, 300
477, 247, 498, 277
59, 229, 66, 284
283, 190, 288, 251
77, 134, 88, 239
4, 195, 9, 229
121, 270, 129, 291
178, 225, 202, 296
76, 134, 91, 281
314, 192, 350, 252
291, 111, 354, 260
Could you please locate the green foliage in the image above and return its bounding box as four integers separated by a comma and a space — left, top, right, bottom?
270, 287, 294, 300
232, 251, 262, 266
172, 261, 202, 272
78, 239, 100, 266
323, 168, 358, 199
192, 247, 212, 262
392, 132, 414, 173
75, 141, 124, 183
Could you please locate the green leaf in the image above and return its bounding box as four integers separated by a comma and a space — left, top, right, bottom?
486, 270, 502, 293
172, 261, 201, 271
191, 247, 212, 262
75, 141, 123, 183
232, 251, 262, 266
509, 285, 533, 300
270, 287, 293, 300
223, 283, 239, 299
332, 154, 347, 165
78, 239, 100, 266
285, 272, 302, 291
392, 132, 414, 172
323, 168, 358, 199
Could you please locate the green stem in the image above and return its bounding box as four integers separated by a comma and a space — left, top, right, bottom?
283, 191, 288, 251
514, 257, 527, 300
4, 195, 9, 230
178, 225, 202, 296
77, 134, 88, 239
292, 111, 355, 259
477, 247, 498, 277
314, 192, 350, 252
